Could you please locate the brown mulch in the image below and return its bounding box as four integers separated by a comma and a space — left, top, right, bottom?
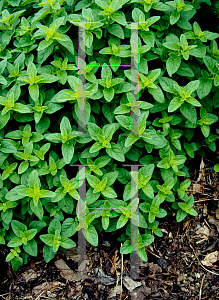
1, 156, 219, 300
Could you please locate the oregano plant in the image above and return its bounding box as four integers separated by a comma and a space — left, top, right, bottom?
0, 0, 218, 271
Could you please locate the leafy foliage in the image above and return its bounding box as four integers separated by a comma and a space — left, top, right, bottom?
0, 0, 218, 270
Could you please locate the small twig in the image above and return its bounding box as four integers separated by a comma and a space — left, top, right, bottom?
35, 260, 45, 264
120, 243, 123, 300
35, 290, 45, 300
9, 283, 12, 300
146, 249, 161, 259
196, 239, 206, 244
204, 219, 212, 231
199, 274, 206, 300
194, 198, 219, 203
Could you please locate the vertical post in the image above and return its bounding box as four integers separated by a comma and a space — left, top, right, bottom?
78, 24, 86, 134
70, 165, 87, 275
130, 22, 140, 137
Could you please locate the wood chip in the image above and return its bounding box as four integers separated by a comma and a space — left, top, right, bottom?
197, 158, 205, 182
203, 204, 208, 217
21, 270, 37, 282
208, 217, 219, 232
216, 207, 219, 219
192, 183, 204, 194
131, 286, 152, 300
148, 262, 162, 274
65, 247, 79, 261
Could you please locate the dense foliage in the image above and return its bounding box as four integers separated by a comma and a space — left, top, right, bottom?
0, 0, 219, 271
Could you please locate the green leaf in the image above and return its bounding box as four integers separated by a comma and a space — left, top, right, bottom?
180, 103, 197, 123
62, 143, 74, 164
166, 56, 181, 77
23, 240, 38, 256
11, 257, 23, 272
107, 24, 124, 39
168, 97, 184, 112
214, 164, 219, 172
8, 237, 23, 247
11, 220, 27, 236
60, 237, 76, 249
111, 12, 127, 25
117, 215, 129, 229
61, 218, 77, 238
40, 234, 54, 246
176, 209, 187, 222
106, 143, 125, 162
29, 84, 39, 102
159, 77, 178, 93
102, 216, 109, 230
163, 42, 180, 51
30, 200, 44, 220
43, 245, 56, 263
59, 196, 74, 214
86, 188, 100, 205
170, 10, 180, 25
203, 56, 217, 73
103, 87, 114, 102
88, 122, 102, 137
197, 78, 212, 99
120, 239, 131, 254
85, 225, 98, 246
201, 125, 210, 137
57, 35, 74, 55
86, 174, 99, 189
139, 247, 148, 261
125, 135, 140, 147
142, 234, 154, 246
148, 86, 165, 103
142, 183, 154, 198
102, 186, 117, 198
29, 169, 40, 189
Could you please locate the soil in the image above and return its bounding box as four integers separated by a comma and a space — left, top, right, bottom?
0, 154, 219, 300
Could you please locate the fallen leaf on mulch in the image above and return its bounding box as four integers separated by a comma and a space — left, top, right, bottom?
55, 259, 89, 281
32, 281, 61, 297
108, 285, 121, 298
123, 276, 142, 292
191, 183, 204, 193
196, 226, 210, 240
201, 251, 219, 267
21, 270, 38, 282
94, 268, 115, 285
110, 250, 119, 275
